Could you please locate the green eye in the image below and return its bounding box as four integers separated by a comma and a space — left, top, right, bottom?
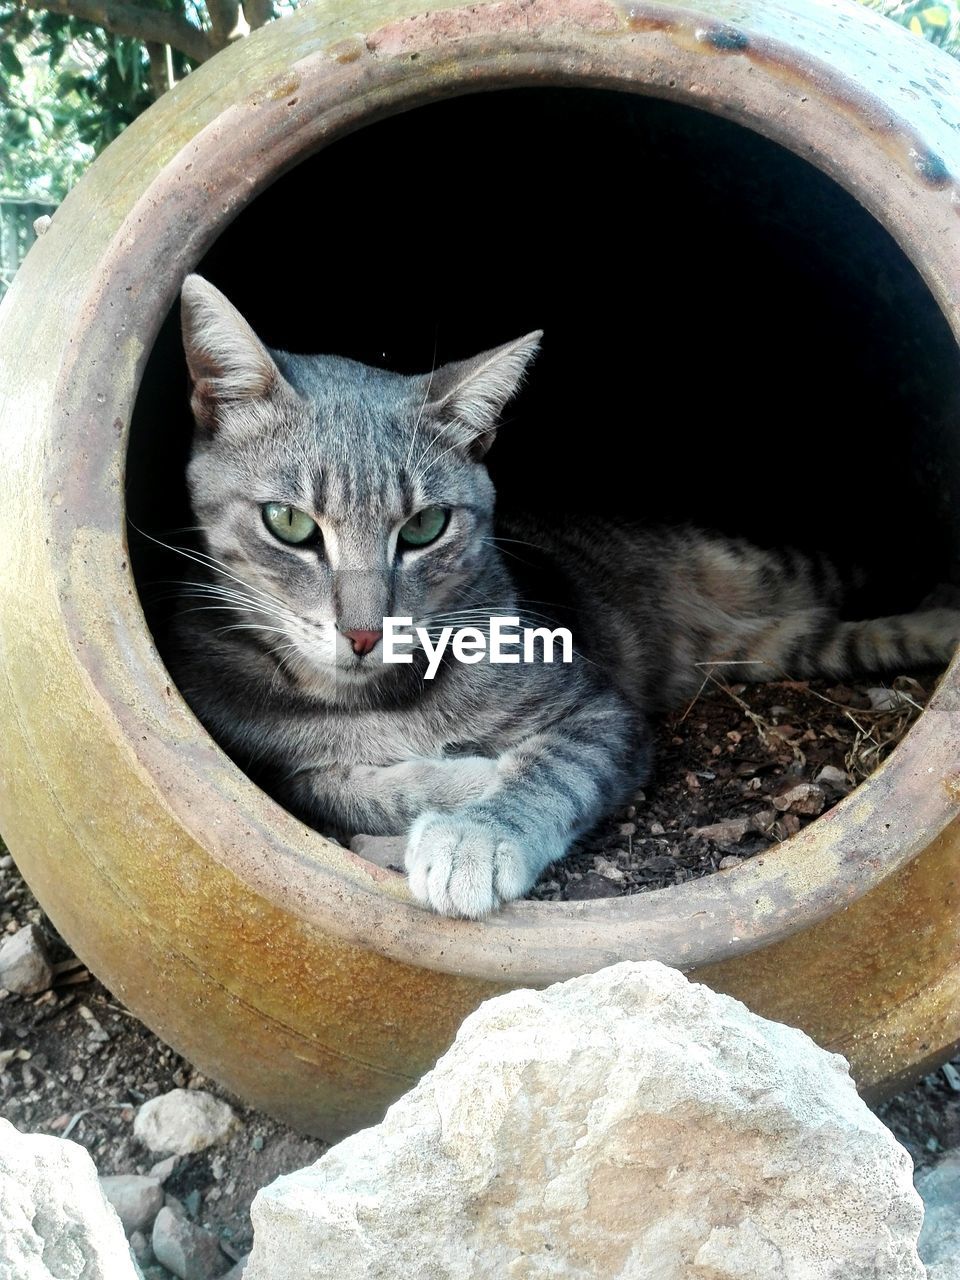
399, 506, 449, 549
262, 502, 319, 546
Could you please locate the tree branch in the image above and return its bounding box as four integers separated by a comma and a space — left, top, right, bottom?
243, 0, 274, 29
18, 0, 213, 63
204, 0, 244, 48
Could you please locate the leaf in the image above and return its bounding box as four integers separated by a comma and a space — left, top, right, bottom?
0, 42, 23, 78
921, 5, 951, 26
909, 14, 925, 32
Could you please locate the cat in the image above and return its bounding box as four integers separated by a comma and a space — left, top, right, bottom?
165, 274, 960, 919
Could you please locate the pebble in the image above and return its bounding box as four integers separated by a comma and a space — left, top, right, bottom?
0, 854, 12, 870
815, 764, 854, 794
616, 822, 636, 838
693, 810, 775, 844
866, 686, 907, 712
100, 1173, 164, 1236
0, 923, 53, 995
152, 1206, 231, 1280
134, 1089, 237, 1156
772, 782, 827, 816
718, 855, 742, 870
149, 1154, 180, 1183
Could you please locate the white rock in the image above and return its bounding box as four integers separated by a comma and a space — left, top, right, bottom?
917, 1153, 960, 1280
151, 1206, 230, 1280
0, 924, 53, 995
246, 962, 924, 1280
0, 1116, 138, 1278
134, 1089, 236, 1156
99, 1173, 164, 1236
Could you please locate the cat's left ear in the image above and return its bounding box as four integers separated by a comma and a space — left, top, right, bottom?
424, 331, 542, 458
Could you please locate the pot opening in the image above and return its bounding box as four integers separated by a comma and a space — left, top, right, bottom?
128, 85, 960, 902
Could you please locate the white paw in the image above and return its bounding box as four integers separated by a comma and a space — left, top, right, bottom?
404, 811, 538, 918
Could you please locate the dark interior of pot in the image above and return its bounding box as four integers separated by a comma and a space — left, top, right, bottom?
128, 84, 960, 738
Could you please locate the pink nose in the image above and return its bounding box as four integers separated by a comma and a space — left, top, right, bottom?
341, 628, 383, 657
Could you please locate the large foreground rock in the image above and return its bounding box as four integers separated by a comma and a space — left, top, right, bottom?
0, 1117, 138, 1279
246, 962, 924, 1280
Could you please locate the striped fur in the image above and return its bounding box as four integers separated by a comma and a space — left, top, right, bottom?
167, 277, 960, 918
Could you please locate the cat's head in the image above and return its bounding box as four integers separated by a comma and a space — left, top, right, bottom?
179, 275, 540, 698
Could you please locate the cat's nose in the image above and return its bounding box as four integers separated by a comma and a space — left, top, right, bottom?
341, 628, 383, 657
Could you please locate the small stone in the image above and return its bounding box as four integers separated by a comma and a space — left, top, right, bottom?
718, 855, 742, 870
134, 1089, 237, 1156
564, 872, 621, 900
0, 854, 13, 870
773, 783, 827, 816
649, 821, 665, 835
866, 686, 908, 712
152, 1206, 231, 1280
250, 1135, 264, 1152
0, 922, 53, 995
693, 809, 775, 844
816, 764, 854, 794
348, 834, 405, 869
941, 1062, 960, 1092
594, 857, 625, 882
33, 213, 52, 236
100, 1174, 165, 1236
149, 1154, 180, 1183
616, 821, 636, 837
129, 1229, 151, 1262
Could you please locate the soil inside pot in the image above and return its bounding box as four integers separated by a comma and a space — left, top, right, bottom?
526, 669, 940, 902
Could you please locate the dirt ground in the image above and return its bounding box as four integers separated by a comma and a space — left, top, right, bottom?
1, 667, 956, 1271
530, 670, 934, 900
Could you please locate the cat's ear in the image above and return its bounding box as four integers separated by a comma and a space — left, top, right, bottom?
180, 275, 286, 432
424, 331, 542, 458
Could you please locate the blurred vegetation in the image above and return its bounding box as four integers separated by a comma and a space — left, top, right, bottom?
0, 2, 297, 200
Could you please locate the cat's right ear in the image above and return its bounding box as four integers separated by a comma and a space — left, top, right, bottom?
180, 275, 285, 432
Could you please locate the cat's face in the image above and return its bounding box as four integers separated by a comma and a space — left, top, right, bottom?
180, 276, 539, 698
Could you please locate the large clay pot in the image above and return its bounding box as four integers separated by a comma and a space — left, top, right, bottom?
1, 0, 959, 1137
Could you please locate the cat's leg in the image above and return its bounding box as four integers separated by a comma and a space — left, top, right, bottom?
405, 692, 650, 918
286, 755, 501, 837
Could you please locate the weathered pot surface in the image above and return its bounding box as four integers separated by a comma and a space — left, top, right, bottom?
1, 0, 959, 1133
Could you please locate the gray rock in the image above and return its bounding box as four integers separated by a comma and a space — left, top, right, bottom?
815, 764, 854, 794
152, 1206, 230, 1280
0, 923, 53, 995
149, 1154, 180, 1183
348, 833, 405, 869
134, 1089, 236, 1156
0, 1116, 138, 1278
916, 1153, 960, 1280
100, 1173, 164, 1236
129, 1229, 152, 1262
247, 962, 924, 1280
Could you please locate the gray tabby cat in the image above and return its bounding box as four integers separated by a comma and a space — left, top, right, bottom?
169, 274, 960, 918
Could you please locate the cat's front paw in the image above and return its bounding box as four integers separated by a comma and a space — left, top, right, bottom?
404, 811, 541, 918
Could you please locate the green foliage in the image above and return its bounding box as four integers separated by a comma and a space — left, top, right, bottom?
859, 0, 960, 52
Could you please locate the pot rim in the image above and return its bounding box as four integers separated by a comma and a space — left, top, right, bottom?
47, 0, 960, 984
